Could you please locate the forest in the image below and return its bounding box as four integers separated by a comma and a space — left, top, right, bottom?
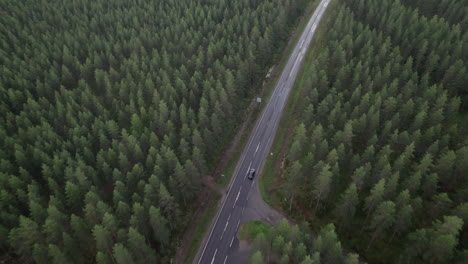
262, 0, 467, 263
0, 0, 310, 262
249, 219, 360, 264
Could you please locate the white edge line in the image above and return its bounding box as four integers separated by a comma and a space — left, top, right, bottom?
233, 187, 242, 208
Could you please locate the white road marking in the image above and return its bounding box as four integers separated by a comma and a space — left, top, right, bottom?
220, 214, 231, 240
221, 220, 229, 239
290, 57, 300, 77
237, 219, 241, 230
230, 236, 235, 247
242, 206, 245, 215
233, 186, 242, 208
255, 143, 260, 153
245, 162, 252, 178
224, 255, 228, 264
211, 249, 218, 264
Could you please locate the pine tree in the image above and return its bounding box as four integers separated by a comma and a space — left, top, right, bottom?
364, 179, 386, 219
113, 243, 135, 264
390, 204, 413, 241
96, 251, 112, 264
300, 255, 314, 264
284, 160, 303, 212
405, 216, 463, 263
334, 184, 359, 230
314, 224, 344, 264
367, 201, 395, 249
351, 164, 368, 190
312, 164, 332, 212
149, 206, 170, 248
48, 244, 69, 264
159, 183, 180, 229
345, 253, 359, 264
294, 242, 307, 263
272, 235, 285, 256
250, 250, 265, 264
430, 193, 452, 219
43, 204, 67, 245
127, 227, 157, 264
93, 225, 113, 257
435, 150, 456, 185
9, 216, 42, 260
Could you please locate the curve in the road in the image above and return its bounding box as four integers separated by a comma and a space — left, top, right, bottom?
196, 0, 331, 263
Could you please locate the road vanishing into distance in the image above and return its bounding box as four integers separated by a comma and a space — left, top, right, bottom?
196, 0, 331, 263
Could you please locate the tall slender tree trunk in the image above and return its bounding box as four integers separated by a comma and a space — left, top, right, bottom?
289, 193, 294, 212
367, 229, 380, 250
107, 249, 116, 264
315, 194, 321, 213
361, 205, 374, 233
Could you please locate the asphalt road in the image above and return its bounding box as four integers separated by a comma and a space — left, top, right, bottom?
196, 0, 331, 263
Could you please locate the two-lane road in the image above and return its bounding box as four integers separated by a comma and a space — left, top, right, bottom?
196, 0, 331, 263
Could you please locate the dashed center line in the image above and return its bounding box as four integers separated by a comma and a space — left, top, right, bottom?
223, 255, 228, 264
211, 249, 218, 264
233, 186, 242, 208
220, 214, 231, 240
230, 236, 235, 247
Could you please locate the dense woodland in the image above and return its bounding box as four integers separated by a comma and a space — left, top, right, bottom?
268, 0, 467, 263
0, 0, 311, 262
249, 220, 360, 264
400, 0, 467, 26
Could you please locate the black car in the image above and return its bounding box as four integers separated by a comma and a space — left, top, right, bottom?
248, 168, 256, 180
